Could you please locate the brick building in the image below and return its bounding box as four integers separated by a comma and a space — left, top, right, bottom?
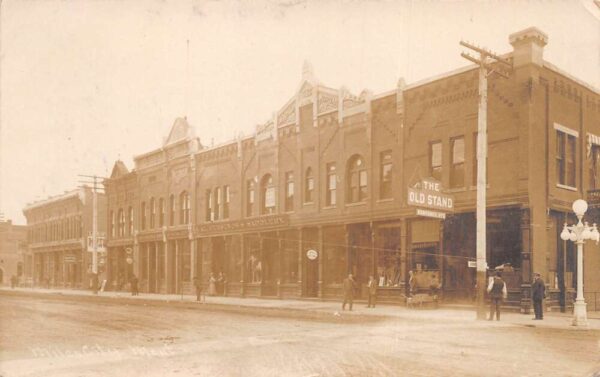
105, 27, 600, 312
0, 219, 28, 286
23, 187, 107, 288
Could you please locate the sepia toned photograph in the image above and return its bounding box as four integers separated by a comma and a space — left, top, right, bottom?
1, 1, 600, 376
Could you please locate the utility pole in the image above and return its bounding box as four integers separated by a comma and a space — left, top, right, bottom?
460, 40, 512, 320
78, 175, 107, 275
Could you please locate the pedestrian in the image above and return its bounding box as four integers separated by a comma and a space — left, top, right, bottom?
193, 276, 204, 303
487, 271, 507, 321
130, 274, 139, 296
208, 273, 217, 296
217, 272, 224, 296
367, 275, 377, 308
10, 275, 17, 289
408, 270, 415, 297
342, 273, 356, 311
532, 272, 546, 320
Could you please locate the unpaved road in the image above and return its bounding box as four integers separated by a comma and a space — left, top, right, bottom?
1, 292, 599, 377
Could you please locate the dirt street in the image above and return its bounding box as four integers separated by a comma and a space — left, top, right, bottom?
1, 292, 599, 377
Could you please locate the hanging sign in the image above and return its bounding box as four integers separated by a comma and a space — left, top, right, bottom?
408, 178, 454, 212
306, 249, 318, 260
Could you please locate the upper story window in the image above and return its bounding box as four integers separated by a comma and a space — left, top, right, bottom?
158, 198, 164, 227
430, 141, 442, 182
118, 208, 125, 237
450, 136, 465, 188
304, 167, 314, 203
149, 198, 156, 228
590, 144, 600, 189
180, 191, 190, 225
128, 207, 134, 236
169, 195, 175, 226
380, 151, 393, 199
223, 185, 230, 219
246, 180, 255, 217
556, 125, 577, 188
347, 155, 367, 203
214, 187, 221, 221
110, 210, 115, 237
141, 202, 146, 230
326, 163, 337, 206
261, 174, 275, 215
285, 172, 294, 212
205, 189, 212, 221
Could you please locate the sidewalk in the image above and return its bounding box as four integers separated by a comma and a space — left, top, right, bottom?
3, 286, 599, 331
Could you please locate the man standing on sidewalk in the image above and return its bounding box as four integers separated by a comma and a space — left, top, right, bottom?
342, 273, 356, 311
367, 275, 377, 308
532, 273, 546, 320
487, 271, 507, 321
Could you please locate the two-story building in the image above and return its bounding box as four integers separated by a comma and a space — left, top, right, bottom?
105, 27, 600, 313
0, 219, 28, 286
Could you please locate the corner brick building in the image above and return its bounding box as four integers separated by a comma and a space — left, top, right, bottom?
104, 27, 600, 313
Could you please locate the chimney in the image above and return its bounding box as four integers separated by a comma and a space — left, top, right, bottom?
509, 27, 548, 68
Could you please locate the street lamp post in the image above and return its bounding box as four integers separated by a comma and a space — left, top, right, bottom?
560, 199, 599, 327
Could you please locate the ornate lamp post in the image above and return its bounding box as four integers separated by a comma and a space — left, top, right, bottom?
560, 199, 599, 327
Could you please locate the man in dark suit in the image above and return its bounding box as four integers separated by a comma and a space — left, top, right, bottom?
487, 271, 507, 321
342, 273, 357, 311
367, 275, 378, 308
532, 273, 546, 320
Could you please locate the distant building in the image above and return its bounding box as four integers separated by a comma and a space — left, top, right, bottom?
104, 27, 600, 313
0, 219, 28, 285
22, 187, 106, 288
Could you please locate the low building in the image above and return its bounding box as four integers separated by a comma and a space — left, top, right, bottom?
0, 219, 28, 286
23, 187, 107, 288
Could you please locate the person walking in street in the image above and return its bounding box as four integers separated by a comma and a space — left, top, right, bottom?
130, 274, 139, 296
532, 272, 546, 320
193, 276, 204, 303
487, 271, 507, 321
342, 273, 357, 311
367, 275, 377, 308
208, 273, 217, 296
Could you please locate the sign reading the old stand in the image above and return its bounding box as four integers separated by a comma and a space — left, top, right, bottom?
408, 178, 454, 217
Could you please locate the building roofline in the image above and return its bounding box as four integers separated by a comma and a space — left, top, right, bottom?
543, 60, 600, 95
23, 188, 87, 213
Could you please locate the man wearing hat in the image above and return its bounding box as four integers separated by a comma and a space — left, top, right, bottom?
531, 273, 546, 320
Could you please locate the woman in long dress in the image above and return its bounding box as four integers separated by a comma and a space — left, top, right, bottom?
208, 273, 217, 296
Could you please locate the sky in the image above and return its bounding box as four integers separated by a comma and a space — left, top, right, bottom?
1, 0, 599, 225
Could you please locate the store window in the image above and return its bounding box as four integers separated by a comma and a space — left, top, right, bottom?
450, 136, 465, 188
304, 167, 314, 203
285, 172, 294, 212
326, 163, 336, 206
380, 151, 393, 199
261, 174, 275, 215
347, 155, 367, 203
430, 141, 442, 181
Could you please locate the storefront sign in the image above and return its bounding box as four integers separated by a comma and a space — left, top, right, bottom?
416, 209, 446, 219
468, 260, 477, 268
198, 215, 289, 234
407, 178, 454, 212
306, 249, 318, 260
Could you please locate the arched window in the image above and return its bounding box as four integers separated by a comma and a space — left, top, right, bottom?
118, 208, 125, 237
158, 198, 165, 227
141, 202, 146, 230
347, 155, 367, 203
304, 167, 314, 203
128, 207, 134, 235
149, 198, 156, 228
261, 174, 275, 215
169, 195, 175, 226
179, 191, 190, 224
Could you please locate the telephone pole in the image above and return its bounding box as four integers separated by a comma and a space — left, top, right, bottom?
460, 40, 512, 320
78, 175, 107, 275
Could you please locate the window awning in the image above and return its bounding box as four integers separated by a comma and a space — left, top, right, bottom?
587, 133, 600, 157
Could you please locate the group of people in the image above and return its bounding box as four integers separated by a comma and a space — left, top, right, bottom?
487, 271, 545, 321
89, 272, 138, 296
341, 273, 379, 311
192, 271, 227, 303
